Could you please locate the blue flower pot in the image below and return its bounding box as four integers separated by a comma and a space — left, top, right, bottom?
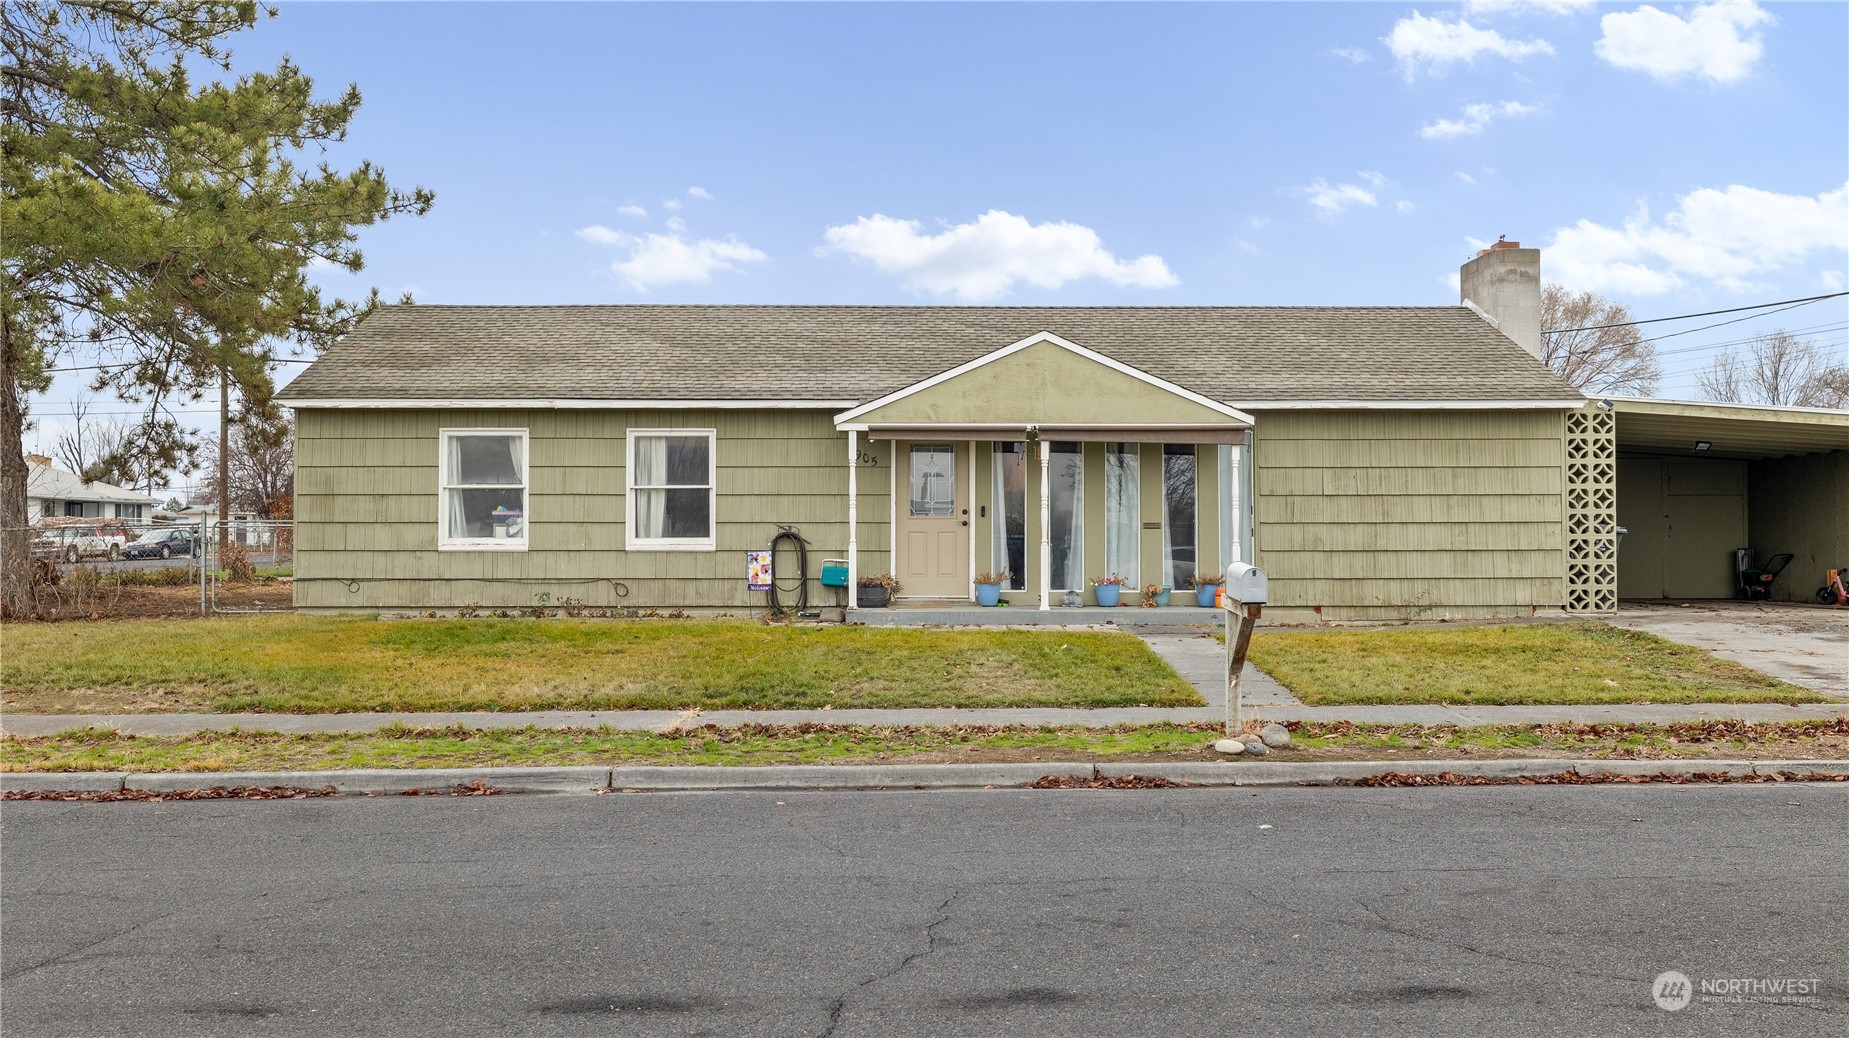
976, 583, 1002, 607
1196, 584, 1219, 607
1094, 584, 1121, 607
1154, 587, 1172, 607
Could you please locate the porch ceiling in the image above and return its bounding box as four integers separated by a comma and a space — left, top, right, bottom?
1612, 398, 1849, 460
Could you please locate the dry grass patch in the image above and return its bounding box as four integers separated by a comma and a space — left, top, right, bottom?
1247, 621, 1824, 705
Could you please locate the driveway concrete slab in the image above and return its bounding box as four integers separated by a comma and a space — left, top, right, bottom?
1609, 602, 1848, 698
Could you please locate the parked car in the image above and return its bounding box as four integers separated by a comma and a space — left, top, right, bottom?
29, 521, 129, 562
121, 528, 195, 560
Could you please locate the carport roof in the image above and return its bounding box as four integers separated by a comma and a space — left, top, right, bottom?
1611, 397, 1849, 460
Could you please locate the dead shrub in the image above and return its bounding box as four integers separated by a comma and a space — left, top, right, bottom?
222, 540, 254, 584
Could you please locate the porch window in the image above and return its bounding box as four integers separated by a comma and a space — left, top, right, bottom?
63, 501, 102, 518
1162, 444, 1196, 589
628, 429, 715, 551
117, 504, 143, 520
1048, 442, 1083, 591
1104, 443, 1139, 586
992, 443, 1026, 590
440, 429, 528, 550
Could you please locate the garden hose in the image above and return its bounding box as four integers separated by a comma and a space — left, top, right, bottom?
767, 526, 810, 616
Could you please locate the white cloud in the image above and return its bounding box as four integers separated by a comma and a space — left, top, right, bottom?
1595, 2, 1772, 85
1463, 0, 1593, 17
576, 225, 625, 246
1302, 178, 1378, 217
1237, 239, 1260, 253
578, 225, 767, 290
1329, 46, 1370, 64
1545, 181, 1849, 295
1397, 200, 1417, 214
1248, 215, 1270, 229
1455, 171, 1479, 185
617, 204, 647, 218
687, 186, 714, 200
1419, 100, 1540, 139
665, 216, 687, 233
663, 198, 684, 212
818, 210, 1177, 301
1358, 170, 1389, 189
1821, 271, 1846, 292
1384, 11, 1554, 78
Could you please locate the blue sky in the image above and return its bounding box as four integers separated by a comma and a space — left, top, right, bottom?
32, 1, 1849, 475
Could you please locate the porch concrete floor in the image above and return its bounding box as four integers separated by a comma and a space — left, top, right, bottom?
1609, 601, 1848, 699
853, 603, 1225, 627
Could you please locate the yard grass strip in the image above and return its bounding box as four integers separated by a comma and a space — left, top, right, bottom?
5, 719, 1844, 773
1246, 621, 1824, 705
0, 616, 1201, 714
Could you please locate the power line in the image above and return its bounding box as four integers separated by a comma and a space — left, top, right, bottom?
1543, 291, 1848, 335
44, 357, 314, 374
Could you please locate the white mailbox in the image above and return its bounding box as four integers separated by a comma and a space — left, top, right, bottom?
1223, 561, 1268, 605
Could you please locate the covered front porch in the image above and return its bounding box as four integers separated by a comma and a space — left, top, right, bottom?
835, 332, 1256, 613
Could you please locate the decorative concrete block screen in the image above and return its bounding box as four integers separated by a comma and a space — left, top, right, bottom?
1564, 406, 1618, 614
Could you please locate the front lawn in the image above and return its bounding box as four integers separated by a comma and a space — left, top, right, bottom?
1247, 621, 1825, 705
0, 616, 1202, 714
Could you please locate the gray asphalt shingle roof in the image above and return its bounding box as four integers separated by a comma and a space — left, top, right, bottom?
278, 304, 1583, 406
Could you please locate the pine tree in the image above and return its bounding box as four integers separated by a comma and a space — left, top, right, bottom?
1, 2, 432, 614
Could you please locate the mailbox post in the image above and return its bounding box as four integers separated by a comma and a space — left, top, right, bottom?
1222, 562, 1268, 736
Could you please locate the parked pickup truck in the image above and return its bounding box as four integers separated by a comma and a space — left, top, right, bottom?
31, 521, 132, 563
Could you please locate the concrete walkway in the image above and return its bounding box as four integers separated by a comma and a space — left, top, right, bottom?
4, 701, 1844, 738
1134, 629, 1302, 706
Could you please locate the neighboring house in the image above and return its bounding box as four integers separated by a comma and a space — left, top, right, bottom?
166, 501, 278, 551
25, 455, 156, 521
278, 244, 1849, 616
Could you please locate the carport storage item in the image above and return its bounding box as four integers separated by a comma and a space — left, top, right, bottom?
1820, 569, 1847, 607
1737, 553, 1794, 600
820, 559, 849, 588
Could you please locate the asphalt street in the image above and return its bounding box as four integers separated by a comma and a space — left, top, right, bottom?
3, 784, 1845, 1038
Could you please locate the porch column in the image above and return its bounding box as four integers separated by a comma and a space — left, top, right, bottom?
1227, 437, 1243, 565
967, 439, 977, 602
1038, 437, 1051, 611
845, 428, 858, 613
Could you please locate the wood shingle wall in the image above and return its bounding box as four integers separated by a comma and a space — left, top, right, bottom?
295, 409, 888, 611
1250, 410, 1569, 619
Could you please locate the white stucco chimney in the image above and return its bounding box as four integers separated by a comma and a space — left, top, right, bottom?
1459, 238, 1542, 359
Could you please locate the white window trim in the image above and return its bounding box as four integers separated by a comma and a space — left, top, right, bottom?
438, 427, 530, 552
626, 428, 717, 552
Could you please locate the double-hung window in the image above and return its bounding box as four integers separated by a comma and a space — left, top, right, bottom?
439, 429, 528, 550
627, 429, 715, 551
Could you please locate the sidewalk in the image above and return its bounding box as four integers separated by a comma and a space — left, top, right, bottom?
4, 700, 1844, 738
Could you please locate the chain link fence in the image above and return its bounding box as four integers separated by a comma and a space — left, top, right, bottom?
6, 516, 293, 618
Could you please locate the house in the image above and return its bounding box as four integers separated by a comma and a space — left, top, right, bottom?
25, 455, 156, 521
277, 244, 1849, 617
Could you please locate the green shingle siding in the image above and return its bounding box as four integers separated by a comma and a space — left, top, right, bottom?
295, 408, 889, 611
1250, 410, 1568, 620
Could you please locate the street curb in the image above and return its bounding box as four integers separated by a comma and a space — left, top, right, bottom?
5, 759, 1849, 795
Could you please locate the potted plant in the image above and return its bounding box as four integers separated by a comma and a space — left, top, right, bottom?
857, 573, 901, 608
974, 571, 1008, 607
1193, 573, 1223, 607
1090, 574, 1127, 607
1141, 583, 1173, 607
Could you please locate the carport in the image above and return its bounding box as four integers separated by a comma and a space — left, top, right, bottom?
1612, 398, 1849, 602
